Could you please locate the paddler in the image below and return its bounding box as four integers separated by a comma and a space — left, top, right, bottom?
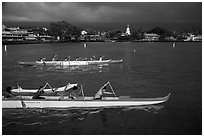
68, 86, 78, 100
52, 54, 57, 61
32, 86, 45, 99
76, 57, 82, 61
94, 86, 106, 100
3, 87, 14, 99
90, 56, 96, 61
99, 56, 103, 61
64, 56, 70, 61
39, 57, 46, 62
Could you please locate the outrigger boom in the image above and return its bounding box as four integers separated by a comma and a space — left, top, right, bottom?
11, 83, 78, 93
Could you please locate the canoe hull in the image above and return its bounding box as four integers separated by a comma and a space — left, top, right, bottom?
2, 94, 170, 109
18, 60, 123, 66
2, 100, 166, 109
18, 61, 36, 66
108, 59, 123, 64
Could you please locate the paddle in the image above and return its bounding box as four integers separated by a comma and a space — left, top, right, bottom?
17, 83, 26, 109
59, 83, 70, 100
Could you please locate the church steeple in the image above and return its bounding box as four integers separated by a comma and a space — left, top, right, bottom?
125, 23, 131, 35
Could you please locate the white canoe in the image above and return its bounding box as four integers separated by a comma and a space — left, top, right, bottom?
11, 83, 78, 93
2, 93, 170, 109
18, 59, 123, 66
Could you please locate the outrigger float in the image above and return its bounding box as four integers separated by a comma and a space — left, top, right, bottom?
11, 83, 78, 93
2, 82, 170, 109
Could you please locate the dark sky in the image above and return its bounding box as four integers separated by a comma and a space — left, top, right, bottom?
2, 2, 202, 24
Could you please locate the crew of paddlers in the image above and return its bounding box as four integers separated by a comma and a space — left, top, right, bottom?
3, 84, 105, 100
39, 54, 104, 62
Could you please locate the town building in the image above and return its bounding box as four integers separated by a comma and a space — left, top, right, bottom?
164, 36, 177, 41
79, 30, 106, 42
183, 33, 202, 41
2, 26, 27, 41
81, 30, 88, 35
2, 25, 54, 42
143, 33, 160, 41
193, 35, 202, 41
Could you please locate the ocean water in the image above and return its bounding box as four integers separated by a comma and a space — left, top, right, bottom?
2, 42, 202, 135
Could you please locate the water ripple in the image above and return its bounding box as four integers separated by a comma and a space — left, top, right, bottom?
122, 105, 164, 114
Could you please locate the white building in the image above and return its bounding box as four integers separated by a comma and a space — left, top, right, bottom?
184, 33, 202, 41
193, 35, 202, 41
125, 24, 131, 36
81, 30, 88, 35
144, 33, 160, 41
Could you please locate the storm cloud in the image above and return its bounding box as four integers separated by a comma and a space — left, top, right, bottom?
2, 2, 202, 24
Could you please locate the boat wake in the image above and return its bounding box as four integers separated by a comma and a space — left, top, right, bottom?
24, 121, 47, 126
29, 108, 104, 118
3, 105, 164, 131
122, 105, 164, 114
35, 65, 110, 73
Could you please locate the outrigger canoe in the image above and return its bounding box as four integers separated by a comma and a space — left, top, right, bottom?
2, 82, 170, 109
18, 59, 123, 67
2, 94, 170, 109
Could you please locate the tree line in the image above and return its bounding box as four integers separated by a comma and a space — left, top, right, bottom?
33, 20, 201, 41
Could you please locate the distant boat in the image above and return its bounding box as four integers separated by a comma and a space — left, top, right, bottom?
4, 45, 7, 51
18, 59, 123, 67
84, 43, 87, 48
172, 43, 176, 48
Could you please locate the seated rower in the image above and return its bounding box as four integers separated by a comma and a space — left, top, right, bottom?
94, 86, 106, 100
68, 92, 76, 100
3, 86, 14, 99
68, 86, 78, 100
60, 85, 78, 100
99, 56, 103, 61
39, 58, 46, 62
76, 57, 82, 61
90, 56, 96, 61
52, 54, 57, 61
32, 86, 45, 99
64, 56, 70, 61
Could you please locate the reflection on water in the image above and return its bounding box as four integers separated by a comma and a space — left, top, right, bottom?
22, 64, 112, 73
122, 105, 164, 114
100, 109, 108, 128
2, 105, 164, 129
47, 64, 110, 73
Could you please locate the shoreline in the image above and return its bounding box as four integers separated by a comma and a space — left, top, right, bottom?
2, 40, 201, 45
